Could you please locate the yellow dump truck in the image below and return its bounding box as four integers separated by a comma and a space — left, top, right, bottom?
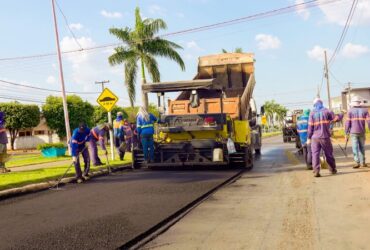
133, 53, 262, 168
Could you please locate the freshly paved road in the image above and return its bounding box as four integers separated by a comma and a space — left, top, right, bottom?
0, 167, 240, 249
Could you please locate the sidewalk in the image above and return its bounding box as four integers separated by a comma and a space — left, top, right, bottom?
145, 137, 370, 250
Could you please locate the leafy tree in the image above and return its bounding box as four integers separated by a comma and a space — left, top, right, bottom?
0, 102, 40, 150
93, 105, 128, 124
222, 47, 243, 53
108, 7, 185, 108
42, 95, 94, 139
123, 103, 159, 123
263, 100, 288, 128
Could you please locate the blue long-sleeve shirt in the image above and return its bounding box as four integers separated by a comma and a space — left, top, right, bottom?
136, 113, 157, 136
71, 128, 91, 156
297, 115, 309, 145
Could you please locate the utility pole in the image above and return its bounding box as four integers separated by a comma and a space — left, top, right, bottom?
51, 0, 71, 153
95, 80, 115, 161
324, 50, 332, 109
348, 82, 352, 108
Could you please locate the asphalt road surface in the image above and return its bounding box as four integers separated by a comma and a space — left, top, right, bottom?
0, 167, 241, 249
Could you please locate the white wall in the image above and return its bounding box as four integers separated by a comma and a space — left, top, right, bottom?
7, 134, 61, 150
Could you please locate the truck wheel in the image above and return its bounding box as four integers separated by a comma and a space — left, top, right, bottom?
245, 146, 254, 169
255, 148, 261, 155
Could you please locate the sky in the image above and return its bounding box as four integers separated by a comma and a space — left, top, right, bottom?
0, 0, 369, 110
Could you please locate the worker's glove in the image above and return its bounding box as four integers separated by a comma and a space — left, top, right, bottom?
307, 139, 311, 145
104, 150, 108, 156
72, 156, 77, 163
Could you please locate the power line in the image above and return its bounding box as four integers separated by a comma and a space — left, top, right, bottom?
328, 0, 358, 65
55, 0, 83, 50
0, 79, 100, 95
0, 0, 343, 62
0, 95, 45, 104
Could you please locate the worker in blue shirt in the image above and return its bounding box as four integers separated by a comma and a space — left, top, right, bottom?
297, 109, 312, 169
136, 107, 158, 163
71, 122, 91, 183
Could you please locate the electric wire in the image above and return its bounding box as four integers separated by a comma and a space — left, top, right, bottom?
328, 0, 358, 65
0, 79, 100, 94
0, 0, 343, 62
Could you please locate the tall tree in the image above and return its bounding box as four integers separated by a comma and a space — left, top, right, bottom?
0, 102, 40, 150
42, 95, 94, 138
93, 105, 128, 125
221, 47, 243, 53
263, 100, 287, 128
108, 7, 185, 108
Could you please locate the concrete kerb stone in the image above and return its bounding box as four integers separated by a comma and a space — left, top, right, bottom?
0, 164, 132, 201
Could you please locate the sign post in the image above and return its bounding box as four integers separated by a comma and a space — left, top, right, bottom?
97, 88, 119, 161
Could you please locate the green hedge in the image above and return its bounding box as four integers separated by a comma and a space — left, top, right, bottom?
37, 143, 66, 151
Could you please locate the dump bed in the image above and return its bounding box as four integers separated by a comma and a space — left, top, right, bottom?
172, 53, 256, 120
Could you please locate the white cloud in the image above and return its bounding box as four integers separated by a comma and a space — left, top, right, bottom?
319, 0, 370, 26
69, 23, 83, 31
295, 0, 310, 20
255, 34, 281, 50
148, 5, 166, 15
307, 45, 332, 61
186, 41, 203, 51
341, 43, 369, 58
46, 75, 56, 84
100, 10, 122, 19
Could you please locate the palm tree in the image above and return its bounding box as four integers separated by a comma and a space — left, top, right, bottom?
221, 47, 243, 53
108, 7, 185, 108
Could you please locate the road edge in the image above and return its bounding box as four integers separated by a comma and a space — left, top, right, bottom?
0, 164, 132, 201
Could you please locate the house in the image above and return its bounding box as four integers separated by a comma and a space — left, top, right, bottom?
341, 87, 370, 111
331, 96, 343, 113
7, 118, 61, 150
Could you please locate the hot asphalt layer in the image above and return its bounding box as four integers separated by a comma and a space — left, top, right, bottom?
0, 168, 241, 249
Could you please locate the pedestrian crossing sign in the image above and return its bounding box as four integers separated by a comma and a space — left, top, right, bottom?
97, 88, 119, 112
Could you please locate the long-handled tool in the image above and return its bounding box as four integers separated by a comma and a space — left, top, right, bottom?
331, 138, 348, 158
105, 153, 111, 174
50, 146, 87, 190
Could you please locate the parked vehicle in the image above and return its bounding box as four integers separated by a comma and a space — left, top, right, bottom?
282, 109, 303, 149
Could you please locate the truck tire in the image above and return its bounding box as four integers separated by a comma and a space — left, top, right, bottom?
245, 146, 254, 169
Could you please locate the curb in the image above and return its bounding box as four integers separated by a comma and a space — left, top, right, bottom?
0, 164, 132, 201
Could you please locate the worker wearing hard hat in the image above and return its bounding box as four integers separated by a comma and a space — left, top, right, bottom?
345, 97, 370, 169
308, 98, 342, 177
297, 109, 312, 169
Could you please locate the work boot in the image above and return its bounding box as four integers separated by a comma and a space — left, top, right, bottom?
361, 163, 368, 168
0, 168, 11, 173
76, 178, 84, 184
306, 164, 313, 170
331, 169, 338, 175
314, 172, 321, 178
82, 175, 90, 181
353, 163, 360, 169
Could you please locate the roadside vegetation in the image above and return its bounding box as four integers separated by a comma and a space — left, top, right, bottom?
0, 154, 132, 191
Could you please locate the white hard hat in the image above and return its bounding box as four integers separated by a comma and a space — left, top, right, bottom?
351, 97, 361, 107
313, 98, 323, 105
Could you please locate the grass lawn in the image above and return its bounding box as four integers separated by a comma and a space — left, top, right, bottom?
0, 154, 132, 191
7, 154, 70, 168
262, 131, 282, 138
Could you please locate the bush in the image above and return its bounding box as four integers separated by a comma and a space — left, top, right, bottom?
37, 143, 66, 151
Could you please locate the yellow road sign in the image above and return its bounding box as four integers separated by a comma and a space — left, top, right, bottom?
261, 115, 267, 125
97, 88, 119, 112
